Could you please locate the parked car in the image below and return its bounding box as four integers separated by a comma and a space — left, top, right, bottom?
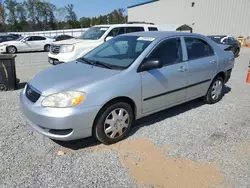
0, 35, 54, 54
48, 23, 159, 65
0, 35, 20, 43
8, 33, 22, 38
53, 34, 74, 41
207, 35, 241, 57
20, 31, 235, 144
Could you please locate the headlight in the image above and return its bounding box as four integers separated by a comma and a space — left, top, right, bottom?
60, 44, 75, 53
42, 91, 86, 108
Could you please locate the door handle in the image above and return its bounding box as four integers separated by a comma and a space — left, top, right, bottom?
209, 60, 216, 64
178, 66, 188, 72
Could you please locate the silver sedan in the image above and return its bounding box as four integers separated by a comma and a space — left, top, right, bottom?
20, 31, 235, 144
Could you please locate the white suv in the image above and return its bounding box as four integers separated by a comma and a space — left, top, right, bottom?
48, 23, 159, 65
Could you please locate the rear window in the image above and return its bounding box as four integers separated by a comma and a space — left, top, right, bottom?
208, 36, 224, 44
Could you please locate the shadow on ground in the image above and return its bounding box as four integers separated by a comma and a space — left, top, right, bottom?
54, 86, 231, 150
18, 82, 27, 89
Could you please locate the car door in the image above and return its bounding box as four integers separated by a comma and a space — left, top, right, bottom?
184, 37, 217, 100
141, 37, 188, 114
19, 36, 33, 51
31, 36, 47, 50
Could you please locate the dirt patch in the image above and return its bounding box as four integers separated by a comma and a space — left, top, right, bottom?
93, 139, 224, 188
236, 142, 250, 157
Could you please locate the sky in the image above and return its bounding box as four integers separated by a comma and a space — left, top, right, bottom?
49, 0, 146, 18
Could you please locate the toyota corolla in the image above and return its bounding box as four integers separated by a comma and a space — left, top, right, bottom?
20, 31, 234, 145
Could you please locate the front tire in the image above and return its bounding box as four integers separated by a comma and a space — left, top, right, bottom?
94, 101, 134, 145
7, 46, 17, 54
44, 44, 50, 52
0, 83, 8, 91
203, 76, 224, 104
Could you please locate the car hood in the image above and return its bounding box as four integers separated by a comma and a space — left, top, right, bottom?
28, 61, 120, 96
0, 41, 19, 46
53, 38, 99, 45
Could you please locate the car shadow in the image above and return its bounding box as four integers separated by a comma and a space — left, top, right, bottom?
53, 86, 231, 150
17, 82, 27, 89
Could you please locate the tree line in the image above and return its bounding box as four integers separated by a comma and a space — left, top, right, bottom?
0, 0, 127, 32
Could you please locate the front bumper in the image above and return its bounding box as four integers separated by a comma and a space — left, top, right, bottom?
48, 52, 77, 65
20, 88, 101, 141
0, 46, 7, 53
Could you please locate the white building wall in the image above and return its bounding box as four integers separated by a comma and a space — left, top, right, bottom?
128, 0, 250, 37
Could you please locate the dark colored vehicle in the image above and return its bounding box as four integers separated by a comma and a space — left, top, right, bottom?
207, 35, 241, 57
0, 35, 19, 43
53, 35, 74, 41
8, 34, 22, 38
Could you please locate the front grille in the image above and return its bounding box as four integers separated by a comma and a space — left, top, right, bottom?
25, 84, 41, 103
50, 44, 61, 54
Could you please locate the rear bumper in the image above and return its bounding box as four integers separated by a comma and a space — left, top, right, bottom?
224, 69, 232, 83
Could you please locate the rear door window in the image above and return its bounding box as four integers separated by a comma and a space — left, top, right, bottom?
126, 27, 144, 33
33, 36, 46, 41
148, 27, 158, 31
184, 37, 214, 60
107, 27, 126, 38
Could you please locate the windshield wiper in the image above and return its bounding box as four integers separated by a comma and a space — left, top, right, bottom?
78, 57, 95, 66
93, 61, 112, 69
78, 58, 112, 69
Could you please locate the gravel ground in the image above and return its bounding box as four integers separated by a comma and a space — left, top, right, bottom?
0, 49, 250, 188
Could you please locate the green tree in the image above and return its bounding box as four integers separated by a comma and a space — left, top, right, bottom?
65, 4, 79, 28
0, 1, 6, 31
24, 0, 36, 30
4, 0, 18, 30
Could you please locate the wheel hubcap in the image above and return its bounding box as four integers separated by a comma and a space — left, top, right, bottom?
9, 47, 15, 53
104, 108, 129, 139
211, 80, 223, 100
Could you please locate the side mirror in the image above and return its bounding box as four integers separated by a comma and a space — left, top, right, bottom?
105, 36, 113, 41
139, 59, 163, 72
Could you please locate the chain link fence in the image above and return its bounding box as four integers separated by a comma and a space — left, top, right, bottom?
2, 28, 89, 37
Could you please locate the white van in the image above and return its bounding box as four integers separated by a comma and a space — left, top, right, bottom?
48, 23, 159, 65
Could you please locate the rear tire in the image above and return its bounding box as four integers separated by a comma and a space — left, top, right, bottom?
0, 83, 8, 91
203, 76, 224, 104
234, 48, 240, 57
44, 44, 50, 52
94, 101, 134, 145
7, 46, 17, 54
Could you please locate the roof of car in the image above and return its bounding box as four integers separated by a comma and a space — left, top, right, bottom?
121, 31, 205, 39
93, 24, 158, 28
207, 35, 227, 38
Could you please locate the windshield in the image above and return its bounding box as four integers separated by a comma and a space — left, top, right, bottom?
81, 35, 155, 69
78, 27, 109, 40
16, 36, 24, 41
